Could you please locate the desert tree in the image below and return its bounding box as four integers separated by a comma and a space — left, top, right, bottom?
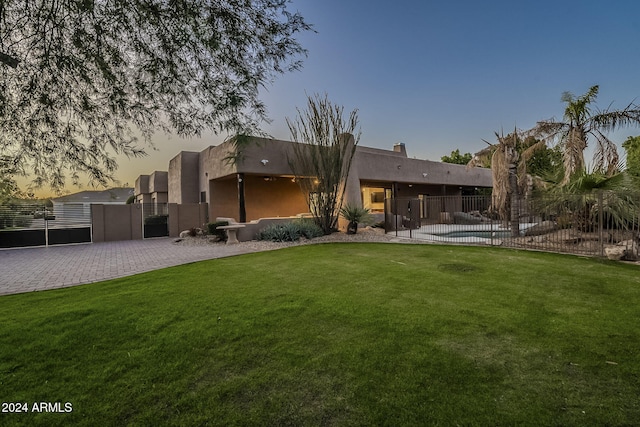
287, 93, 360, 235
441, 149, 472, 165
529, 85, 640, 186
0, 0, 311, 190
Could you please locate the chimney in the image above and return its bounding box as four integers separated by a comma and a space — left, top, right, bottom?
393, 142, 407, 156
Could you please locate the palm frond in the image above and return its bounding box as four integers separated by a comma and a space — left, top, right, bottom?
588, 105, 640, 133
529, 120, 567, 140
591, 130, 620, 176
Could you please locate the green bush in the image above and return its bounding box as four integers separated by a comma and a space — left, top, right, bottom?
206, 221, 229, 241
13, 215, 33, 228
257, 220, 323, 242
0, 209, 16, 229
297, 219, 324, 239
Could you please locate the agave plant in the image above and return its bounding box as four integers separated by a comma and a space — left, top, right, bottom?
339, 204, 372, 234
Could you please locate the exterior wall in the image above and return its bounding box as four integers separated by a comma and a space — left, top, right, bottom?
135, 175, 149, 195
244, 175, 308, 220
209, 178, 239, 221
208, 175, 308, 222
168, 151, 200, 204
149, 171, 168, 193
136, 194, 151, 204
91, 204, 143, 242
151, 192, 168, 204
168, 203, 208, 236
351, 146, 492, 187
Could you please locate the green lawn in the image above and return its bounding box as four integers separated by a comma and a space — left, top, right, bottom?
1, 243, 640, 426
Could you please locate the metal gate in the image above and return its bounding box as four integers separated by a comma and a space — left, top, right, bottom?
0, 203, 92, 248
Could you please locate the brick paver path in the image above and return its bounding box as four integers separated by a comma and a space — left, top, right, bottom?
0, 238, 267, 296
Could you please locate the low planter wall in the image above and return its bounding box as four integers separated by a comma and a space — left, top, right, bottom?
216, 217, 301, 242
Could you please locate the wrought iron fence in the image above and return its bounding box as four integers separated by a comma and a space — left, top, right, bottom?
386, 192, 640, 259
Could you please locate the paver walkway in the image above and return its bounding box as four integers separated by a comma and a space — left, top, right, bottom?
0, 238, 275, 296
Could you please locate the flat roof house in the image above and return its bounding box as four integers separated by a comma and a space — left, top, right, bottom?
135, 136, 492, 226
52, 187, 134, 221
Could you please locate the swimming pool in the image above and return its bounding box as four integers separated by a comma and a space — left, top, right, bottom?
436, 230, 512, 239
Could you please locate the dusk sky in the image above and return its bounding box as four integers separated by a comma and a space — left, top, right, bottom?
39, 0, 640, 195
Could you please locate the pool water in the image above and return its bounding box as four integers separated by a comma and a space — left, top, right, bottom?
437, 230, 512, 239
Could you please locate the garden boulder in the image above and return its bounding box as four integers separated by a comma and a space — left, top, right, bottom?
604, 240, 639, 261
524, 221, 557, 237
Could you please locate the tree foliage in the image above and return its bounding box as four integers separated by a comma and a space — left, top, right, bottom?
0, 156, 24, 204
287, 94, 360, 235
0, 0, 311, 189
441, 149, 472, 165
528, 85, 640, 186
622, 135, 640, 178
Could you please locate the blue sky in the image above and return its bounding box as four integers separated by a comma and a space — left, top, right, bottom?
68, 0, 640, 192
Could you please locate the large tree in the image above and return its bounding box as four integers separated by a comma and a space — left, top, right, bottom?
441, 149, 472, 165
0, 0, 311, 189
287, 93, 360, 235
529, 85, 640, 186
622, 135, 640, 178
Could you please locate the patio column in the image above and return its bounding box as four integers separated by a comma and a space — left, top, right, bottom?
237, 173, 246, 223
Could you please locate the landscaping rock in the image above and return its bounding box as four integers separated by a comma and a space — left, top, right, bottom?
453, 211, 482, 225
524, 221, 557, 237
604, 241, 639, 261
179, 230, 191, 238
605, 246, 627, 261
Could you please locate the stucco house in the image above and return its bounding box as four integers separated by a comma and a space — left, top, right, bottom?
135, 136, 492, 226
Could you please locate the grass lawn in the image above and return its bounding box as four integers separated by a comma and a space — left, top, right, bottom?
1, 243, 640, 426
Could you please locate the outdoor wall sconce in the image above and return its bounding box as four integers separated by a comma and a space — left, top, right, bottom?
397, 165, 401, 169
422, 172, 428, 177
261, 159, 269, 165
263, 176, 277, 182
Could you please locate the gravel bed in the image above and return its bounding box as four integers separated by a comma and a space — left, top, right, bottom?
171, 227, 412, 252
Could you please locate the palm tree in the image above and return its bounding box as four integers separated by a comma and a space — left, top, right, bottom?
529, 85, 640, 186
468, 129, 547, 233
534, 169, 639, 233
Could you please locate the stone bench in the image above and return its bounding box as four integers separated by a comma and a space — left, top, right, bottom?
216, 224, 246, 245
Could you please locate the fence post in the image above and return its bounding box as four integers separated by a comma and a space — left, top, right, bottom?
44, 207, 49, 247
598, 191, 604, 257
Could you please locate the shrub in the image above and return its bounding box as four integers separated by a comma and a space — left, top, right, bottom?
206, 221, 229, 241
0, 208, 16, 229
13, 215, 33, 228
339, 204, 372, 224
340, 204, 372, 234
257, 220, 324, 242
296, 219, 324, 239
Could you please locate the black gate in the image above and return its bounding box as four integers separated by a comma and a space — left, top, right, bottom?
142, 203, 169, 238
0, 203, 92, 248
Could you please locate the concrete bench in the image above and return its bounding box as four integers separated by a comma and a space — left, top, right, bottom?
216, 224, 245, 244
